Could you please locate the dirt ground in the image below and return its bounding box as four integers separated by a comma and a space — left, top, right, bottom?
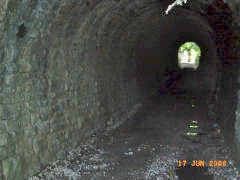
28, 95, 240, 180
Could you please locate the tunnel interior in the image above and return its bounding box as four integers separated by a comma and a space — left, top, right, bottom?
134, 9, 218, 99
0, 0, 239, 179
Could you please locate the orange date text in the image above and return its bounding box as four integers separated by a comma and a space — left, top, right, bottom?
177, 160, 227, 167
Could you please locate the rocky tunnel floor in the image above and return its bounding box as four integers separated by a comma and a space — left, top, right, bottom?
28, 95, 240, 180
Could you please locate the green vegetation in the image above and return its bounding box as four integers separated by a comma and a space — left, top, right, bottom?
178, 42, 201, 69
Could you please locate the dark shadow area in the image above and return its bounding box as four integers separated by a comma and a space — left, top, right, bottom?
17, 23, 27, 38
134, 7, 219, 106
176, 164, 213, 180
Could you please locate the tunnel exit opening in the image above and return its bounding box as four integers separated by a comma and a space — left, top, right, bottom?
178, 42, 201, 70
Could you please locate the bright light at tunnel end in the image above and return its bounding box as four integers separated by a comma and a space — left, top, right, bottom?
178, 42, 201, 70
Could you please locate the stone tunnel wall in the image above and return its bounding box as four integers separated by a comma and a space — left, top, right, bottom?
0, 0, 239, 179
191, 0, 240, 169
206, 0, 240, 168
0, 0, 154, 179
223, 0, 240, 169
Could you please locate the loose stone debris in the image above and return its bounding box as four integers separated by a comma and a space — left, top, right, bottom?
28, 96, 240, 180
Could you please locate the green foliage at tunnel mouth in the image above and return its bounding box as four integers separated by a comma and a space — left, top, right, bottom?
178, 42, 201, 70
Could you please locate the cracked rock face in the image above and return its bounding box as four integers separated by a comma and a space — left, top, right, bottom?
0, 0, 239, 179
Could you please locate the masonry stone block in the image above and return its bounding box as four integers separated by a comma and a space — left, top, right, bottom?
2, 158, 17, 180
7, 143, 16, 158
0, 122, 7, 133
0, 133, 8, 146
0, 146, 8, 160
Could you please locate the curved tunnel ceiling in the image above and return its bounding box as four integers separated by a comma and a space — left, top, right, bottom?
45, 0, 220, 98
